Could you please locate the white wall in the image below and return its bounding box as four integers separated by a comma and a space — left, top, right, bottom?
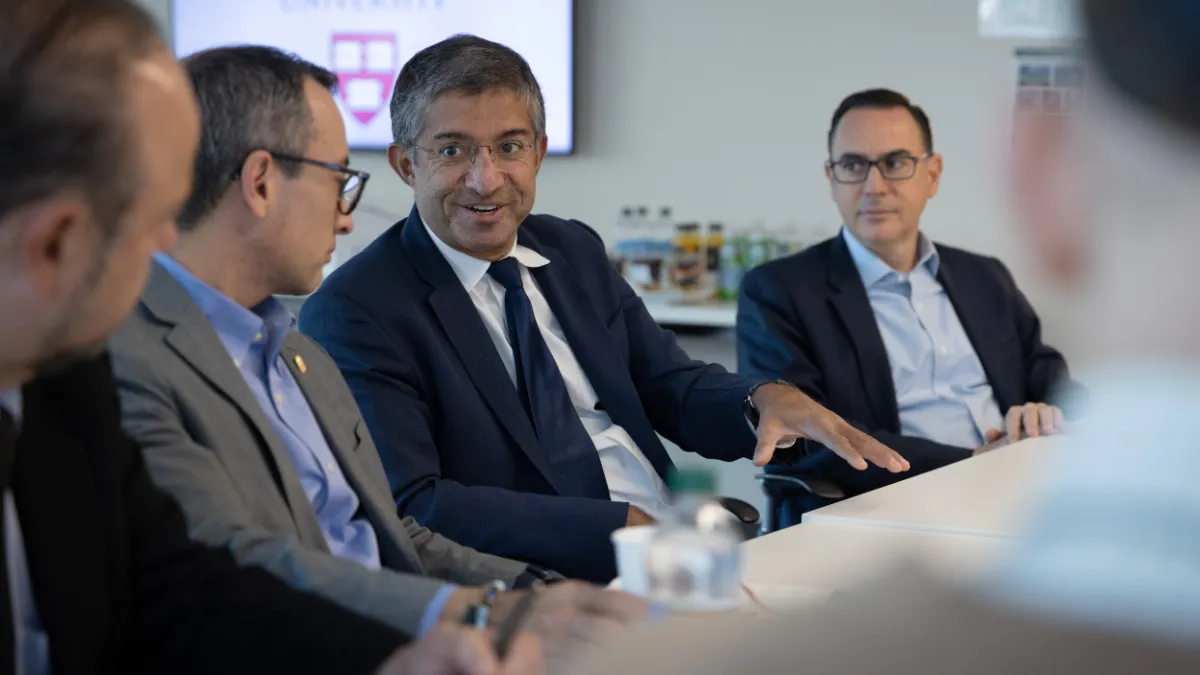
144, 0, 1077, 510
141, 0, 1068, 332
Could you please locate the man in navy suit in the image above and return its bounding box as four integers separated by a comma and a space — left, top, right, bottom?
737, 89, 1074, 522
300, 35, 907, 582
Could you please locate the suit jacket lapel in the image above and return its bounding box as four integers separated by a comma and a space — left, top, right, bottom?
141, 263, 315, 530
936, 255, 1020, 410
522, 235, 672, 477
399, 210, 562, 493
280, 338, 423, 571
826, 236, 901, 429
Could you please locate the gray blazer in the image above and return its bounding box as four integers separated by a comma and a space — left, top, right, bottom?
109, 263, 527, 638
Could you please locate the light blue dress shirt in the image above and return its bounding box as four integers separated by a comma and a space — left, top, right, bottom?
2, 387, 51, 675
154, 254, 454, 634
842, 228, 1004, 449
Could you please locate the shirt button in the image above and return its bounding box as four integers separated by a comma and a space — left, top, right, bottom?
254, 332, 263, 343
325, 462, 335, 472
938, 345, 948, 355
273, 393, 283, 404
915, 301, 924, 311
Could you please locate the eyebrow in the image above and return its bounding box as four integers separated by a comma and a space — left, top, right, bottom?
835, 149, 917, 161
430, 128, 535, 142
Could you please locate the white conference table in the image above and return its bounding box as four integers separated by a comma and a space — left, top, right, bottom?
800, 435, 1064, 537
622, 436, 1053, 612
741, 521, 1007, 596
726, 436, 1058, 610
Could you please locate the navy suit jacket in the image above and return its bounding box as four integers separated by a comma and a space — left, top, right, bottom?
300, 208, 764, 582
737, 234, 1074, 508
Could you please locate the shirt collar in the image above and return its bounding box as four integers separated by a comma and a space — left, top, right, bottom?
841, 226, 939, 286
153, 253, 295, 365
421, 216, 549, 293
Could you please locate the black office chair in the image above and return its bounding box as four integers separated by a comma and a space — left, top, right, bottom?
755, 473, 845, 535
716, 497, 762, 541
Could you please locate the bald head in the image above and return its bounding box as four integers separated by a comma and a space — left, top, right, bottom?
0, 0, 166, 233
0, 0, 201, 386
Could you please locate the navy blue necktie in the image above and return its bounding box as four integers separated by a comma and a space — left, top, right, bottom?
487, 258, 610, 499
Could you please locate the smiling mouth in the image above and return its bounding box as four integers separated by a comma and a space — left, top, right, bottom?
464, 205, 501, 214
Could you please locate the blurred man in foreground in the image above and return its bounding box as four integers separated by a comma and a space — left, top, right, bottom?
563, 0, 1200, 671
109, 44, 643, 670
0, 1, 538, 672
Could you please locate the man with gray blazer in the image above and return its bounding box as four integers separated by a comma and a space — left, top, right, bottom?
109, 45, 645, 665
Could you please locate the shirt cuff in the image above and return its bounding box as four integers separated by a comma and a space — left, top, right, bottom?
417, 584, 459, 637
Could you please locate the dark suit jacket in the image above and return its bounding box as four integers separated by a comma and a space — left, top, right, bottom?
737, 234, 1073, 508
4, 355, 403, 675
300, 208, 764, 582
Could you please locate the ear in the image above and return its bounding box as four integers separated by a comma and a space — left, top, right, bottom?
532, 134, 549, 174
926, 152, 944, 199
388, 144, 416, 187
17, 198, 97, 299
236, 149, 274, 221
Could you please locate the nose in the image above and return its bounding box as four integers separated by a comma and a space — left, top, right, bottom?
463, 147, 504, 196
863, 163, 889, 194
336, 210, 354, 235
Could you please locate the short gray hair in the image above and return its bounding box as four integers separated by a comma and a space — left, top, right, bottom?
177, 45, 338, 230
389, 34, 545, 153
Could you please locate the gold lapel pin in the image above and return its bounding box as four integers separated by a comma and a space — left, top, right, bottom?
294, 354, 308, 374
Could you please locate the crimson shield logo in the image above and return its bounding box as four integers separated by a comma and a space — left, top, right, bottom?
330, 33, 398, 126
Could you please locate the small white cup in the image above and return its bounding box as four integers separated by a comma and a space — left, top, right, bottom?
610, 525, 657, 596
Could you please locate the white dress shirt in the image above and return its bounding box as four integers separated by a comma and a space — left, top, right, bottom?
1, 388, 51, 675
423, 220, 672, 517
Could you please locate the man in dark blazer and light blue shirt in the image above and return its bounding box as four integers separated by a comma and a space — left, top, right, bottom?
109, 44, 640, 669
738, 89, 1074, 523
300, 35, 908, 583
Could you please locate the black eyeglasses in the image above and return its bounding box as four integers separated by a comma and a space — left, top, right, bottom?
827, 151, 933, 184
231, 151, 370, 215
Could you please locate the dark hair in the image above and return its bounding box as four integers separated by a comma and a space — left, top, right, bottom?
827, 88, 934, 155
1084, 0, 1200, 133
389, 34, 545, 155
177, 45, 338, 230
0, 0, 161, 232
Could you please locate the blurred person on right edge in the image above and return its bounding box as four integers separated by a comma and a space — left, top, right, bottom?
737, 87, 1081, 523
563, 0, 1200, 673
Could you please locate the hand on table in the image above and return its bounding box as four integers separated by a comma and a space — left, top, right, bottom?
975, 403, 1067, 456
750, 383, 909, 473
444, 581, 648, 675
375, 623, 543, 675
